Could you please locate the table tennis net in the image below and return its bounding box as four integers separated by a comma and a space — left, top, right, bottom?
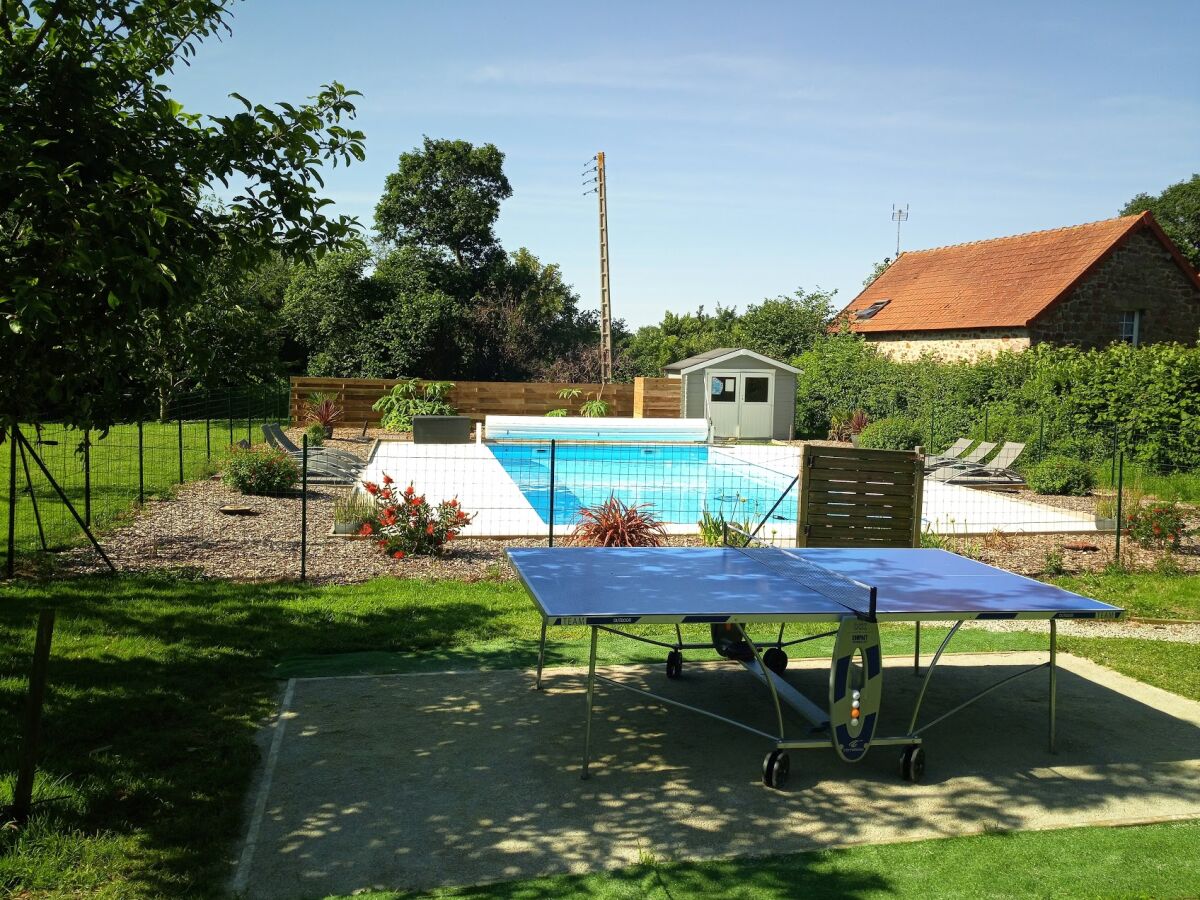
727, 535, 878, 621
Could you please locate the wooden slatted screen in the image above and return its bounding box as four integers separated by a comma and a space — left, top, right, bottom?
289, 377, 635, 425
796, 445, 924, 548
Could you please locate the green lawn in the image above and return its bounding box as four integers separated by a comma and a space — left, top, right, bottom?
1, 573, 1197, 898
346, 818, 1200, 899
1, 417, 285, 557
1095, 460, 1200, 503
1049, 572, 1200, 620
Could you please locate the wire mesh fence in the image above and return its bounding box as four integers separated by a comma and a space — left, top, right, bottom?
4, 390, 1198, 582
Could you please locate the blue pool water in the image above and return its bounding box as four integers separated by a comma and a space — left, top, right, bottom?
488, 443, 797, 527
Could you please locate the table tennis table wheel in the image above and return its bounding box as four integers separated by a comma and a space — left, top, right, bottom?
900, 744, 925, 783
762, 749, 790, 789
666, 650, 683, 679
763, 647, 788, 675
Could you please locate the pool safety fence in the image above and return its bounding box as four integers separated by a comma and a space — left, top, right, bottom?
5, 424, 1197, 581
2, 386, 297, 578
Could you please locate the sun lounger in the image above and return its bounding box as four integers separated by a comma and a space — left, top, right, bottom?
923, 437, 972, 471
927, 440, 996, 475
261, 424, 364, 481
263, 423, 364, 470
931, 441, 1026, 485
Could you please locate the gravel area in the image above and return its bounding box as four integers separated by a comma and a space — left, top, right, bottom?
962, 617, 1200, 644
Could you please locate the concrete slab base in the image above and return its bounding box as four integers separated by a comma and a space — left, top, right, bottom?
232, 652, 1200, 899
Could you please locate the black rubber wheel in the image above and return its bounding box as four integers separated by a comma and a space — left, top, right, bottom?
763, 647, 788, 675
666, 650, 683, 679
900, 744, 925, 783
762, 750, 790, 789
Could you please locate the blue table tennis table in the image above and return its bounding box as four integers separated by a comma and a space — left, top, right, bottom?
507, 544, 1124, 789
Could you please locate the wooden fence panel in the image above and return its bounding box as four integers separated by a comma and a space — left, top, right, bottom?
290, 377, 635, 426
633, 377, 681, 418
796, 445, 924, 548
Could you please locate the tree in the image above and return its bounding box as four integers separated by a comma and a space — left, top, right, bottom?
736, 287, 837, 362
623, 306, 741, 377
0, 0, 365, 431
374, 137, 512, 267
142, 252, 286, 419
863, 257, 892, 287
1121, 174, 1200, 269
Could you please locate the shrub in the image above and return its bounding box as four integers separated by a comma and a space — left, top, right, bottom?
1026, 457, 1095, 496
697, 507, 751, 547
305, 393, 343, 433
332, 491, 375, 528
222, 446, 300, 495
856, 417, 923, 451
372, 378, 456, 432
304, 423, 326, 447
570, 496, 667, 547
1123, 501, 1188, 550
358, 476, 474, 557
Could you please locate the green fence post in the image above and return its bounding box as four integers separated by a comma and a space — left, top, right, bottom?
138, 421, 144, 505
1113, 451, 1124, 566
983, 405, 989, 442
548, 439, 556, 547
300, 434, 308, 582
929, 402, 935, 451
205, 391, 211, 460
177, 417, 184, 484
6, 425, 16, 578
83, 429, 91, 527
228, 394, 234, 448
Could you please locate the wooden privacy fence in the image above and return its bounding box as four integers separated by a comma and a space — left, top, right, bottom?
633, 378, 681, 418
796, 445, 924, 548
290, 377, 652, 425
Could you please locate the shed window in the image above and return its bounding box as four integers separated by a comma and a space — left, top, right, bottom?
710, 376, 736, 402
744, 377, 769, 403
1118, 310, 1141, 346
856, 299, 890, 320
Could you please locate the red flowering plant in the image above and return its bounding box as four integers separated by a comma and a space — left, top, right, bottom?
356, 475, 474, 557
1124, 501, 1189, 550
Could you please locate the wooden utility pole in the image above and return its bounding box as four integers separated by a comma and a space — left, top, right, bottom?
596, 152, 613, 384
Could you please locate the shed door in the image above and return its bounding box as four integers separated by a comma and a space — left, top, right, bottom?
707, 371, 740, 438
739, 371, 774, 439
706, 370, 774, 439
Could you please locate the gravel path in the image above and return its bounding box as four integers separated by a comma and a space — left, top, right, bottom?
962, 618, 1200, 644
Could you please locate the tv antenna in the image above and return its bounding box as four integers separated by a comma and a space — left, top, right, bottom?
583, 153, 613, 383
892, 204, 909, 257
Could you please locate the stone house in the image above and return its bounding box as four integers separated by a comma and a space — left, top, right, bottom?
839, 212, 1200, 361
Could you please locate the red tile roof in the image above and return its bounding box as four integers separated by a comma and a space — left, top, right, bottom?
840, 212, 1200, 333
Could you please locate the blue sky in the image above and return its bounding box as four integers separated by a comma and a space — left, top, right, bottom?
167, 0, 1200, 327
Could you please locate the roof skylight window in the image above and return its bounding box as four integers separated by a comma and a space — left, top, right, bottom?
855, 299, 890, 320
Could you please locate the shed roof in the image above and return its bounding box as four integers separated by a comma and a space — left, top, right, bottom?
838, 212, 1200, 333
664, 347, 800, 374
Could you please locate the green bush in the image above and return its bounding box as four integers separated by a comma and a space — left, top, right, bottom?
856, 417, 923, 451
372, 378, 456, 432
222, 446, 300, 495
304, 423, 326, 447
1026, 456, 1095, 496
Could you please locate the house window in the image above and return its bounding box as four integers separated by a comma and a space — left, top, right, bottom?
744, 377, 769, 403
1118, 310, 1141, 346
710, 376, 736, 402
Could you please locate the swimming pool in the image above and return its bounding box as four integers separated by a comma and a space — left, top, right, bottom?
488, 443, 798, 528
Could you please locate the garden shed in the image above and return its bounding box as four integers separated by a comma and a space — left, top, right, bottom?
663, 348, 799, 440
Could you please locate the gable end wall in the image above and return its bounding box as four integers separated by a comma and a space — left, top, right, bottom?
1028, 229, 1200, 348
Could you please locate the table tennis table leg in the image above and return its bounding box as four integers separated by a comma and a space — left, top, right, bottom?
582, 626, 598, 779
1049, 619, 1057, 754
535, 619, 548, 691
913, 621, 921, 676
